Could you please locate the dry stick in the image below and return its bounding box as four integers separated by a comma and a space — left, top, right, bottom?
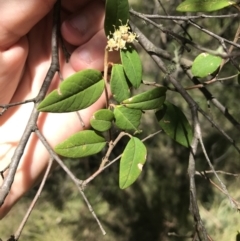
85, 132, 131, 185
168, 232, 193, 239
198, 134, 236, 208
131, 23, 240, 153
131, 23, 212, 241
188, 19, 240, 50
14, 158, 54, 241
130, 9, 240, 58
99, 132, 131, 169
196, 170, 239, 177
34, 129, 106, 235
187, 74, 240, 132
0, 99, 35, 116
168, 76, 209, 241
184, 73, 239, 90
129, 9, 240, 21
84, 154, 122, 186
0, 0, 60, 206
84, 130, 162, 186
196, 172, 240, 209
198, 107, 240, 153
214, 21, 240, 77
180, 18, 240, 89
135, 26, 240, 239
157, 0, 193, 41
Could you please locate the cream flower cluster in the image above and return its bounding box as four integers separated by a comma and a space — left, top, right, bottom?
107, 21, 138, 51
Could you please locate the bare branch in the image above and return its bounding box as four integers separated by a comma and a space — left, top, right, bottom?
35, 129, 106, 235
14, 158, 54, 241
0, 0, 61, 206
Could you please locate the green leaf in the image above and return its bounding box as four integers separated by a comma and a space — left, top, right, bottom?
191, 53, 222, 78
55, 130, 106, 158
104, 0, 129, 36
114, 106, 142, 131
121, 44, 142, 88
110, 64, 131, 103
119, 137, 147, 189
122, 87, 167, 110
90, 109, 114, 132
155, 101, 193, 147
38, 69, 104, 112
176, 0, 236, 12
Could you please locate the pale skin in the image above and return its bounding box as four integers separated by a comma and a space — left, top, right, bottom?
0, 0, 114, 218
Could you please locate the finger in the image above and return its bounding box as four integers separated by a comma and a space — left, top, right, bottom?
0, 0, 58, 49
0, 37, 28, 104
61, 0, 91, 13
61, 0, 105, 46
69, 29, 107, 71
68, 30, 120, 72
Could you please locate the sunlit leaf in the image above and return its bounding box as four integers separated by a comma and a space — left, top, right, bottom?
38, 69, 104, 112
90, 109, 114, 132
104, 0, 129, 36
176, 0, 236, 12
119, 137, 147, 189
121, 44, 142, 88
110, 64, 131, 103
114, 106, 142, 131
191, 53, 222, 78
55, 130, 106, 158
155, 101, 193, 147
122, 87, 167, 110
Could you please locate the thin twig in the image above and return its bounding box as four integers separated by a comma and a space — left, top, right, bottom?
185, 73, 240, 132
188, 19, 240, 50
131, 20, 216, 240
34, 129, 106, 235
83, 130, 161, 186
14, 158, 54, 241
130, 22, 240, 153
99, 132, 130, 169
130, 9, 240, 58
0, 99, 35, 116
130, 9, 240, 21
197, 172, 240, 209
196, 170, 239, 177
198, 133, 236, 208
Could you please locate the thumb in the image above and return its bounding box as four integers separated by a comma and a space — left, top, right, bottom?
0, 0, 56, 49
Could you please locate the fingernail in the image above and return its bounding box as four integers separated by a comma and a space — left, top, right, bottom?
78, 49, 92, 64
69, 14, 88, 35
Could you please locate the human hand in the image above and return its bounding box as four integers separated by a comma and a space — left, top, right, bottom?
0, 0, 112, 218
